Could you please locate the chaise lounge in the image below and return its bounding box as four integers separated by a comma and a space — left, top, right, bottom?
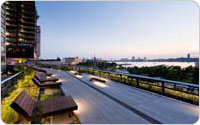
10, 91, 78, 119
35, 72, 58, 83
89, 77, 106, 83
32, 77, 62, 88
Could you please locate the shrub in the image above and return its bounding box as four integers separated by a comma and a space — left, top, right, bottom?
1, 66, 38, 124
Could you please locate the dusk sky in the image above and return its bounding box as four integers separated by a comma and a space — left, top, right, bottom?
36, 1, 199, 60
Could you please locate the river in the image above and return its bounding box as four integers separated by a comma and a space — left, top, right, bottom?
115, 61, 195, 68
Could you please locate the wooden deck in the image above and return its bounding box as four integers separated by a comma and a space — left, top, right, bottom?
45, 68, 199, 124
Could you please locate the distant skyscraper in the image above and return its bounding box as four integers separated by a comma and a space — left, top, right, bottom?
187, 53, 190, 62
132, 56, 135, 61
3, 1, 40, 65
144, 57, 147, 61
120, 58, 129, 61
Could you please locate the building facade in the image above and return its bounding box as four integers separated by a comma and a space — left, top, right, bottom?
1, 4, 6, 73
37, 59, 61, 66
64, 57, 82, 65
3, 1, 40, 65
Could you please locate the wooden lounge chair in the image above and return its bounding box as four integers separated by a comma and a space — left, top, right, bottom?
74, 72, 82, 76
10, 91, 78, 119
89, 77, 106, 83
35, 72, 59, 83
33, 67, 47, 73
32, 77, 62, 88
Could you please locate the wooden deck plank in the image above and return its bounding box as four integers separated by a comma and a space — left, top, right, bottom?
45, 68, 199, 124
45, 68, 150, 124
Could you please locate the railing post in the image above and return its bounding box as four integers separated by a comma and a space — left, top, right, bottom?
162, 81, 165, 93
136, 78, 139, 87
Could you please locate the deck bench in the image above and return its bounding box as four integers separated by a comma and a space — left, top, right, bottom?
89, 77, 106, 83
10, 91, 78, 119
74, 72, 82, 76
32, 77, 62, 88
33, 67, 47, 73
35, 72, 59, 83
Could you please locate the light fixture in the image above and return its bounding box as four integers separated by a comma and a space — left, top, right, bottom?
5, 42, 10, 45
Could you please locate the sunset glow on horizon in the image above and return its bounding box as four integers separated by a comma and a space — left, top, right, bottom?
36, 1, 199, 59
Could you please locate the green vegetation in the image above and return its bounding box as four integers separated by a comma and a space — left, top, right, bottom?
1, 66, 38, 124
65, 66, 199, 105
40, 90, 63, 101
78, 60, 117, 70
127, 65, 199, 84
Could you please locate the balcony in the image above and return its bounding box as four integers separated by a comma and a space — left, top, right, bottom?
19, 30, 35, 34
5, 32, 17, 37
5, 7, 17, 11
5, 12, 16, 16
20, 19, 36, 25
5, 13, 17, 19
18, 33, 35, 39
6, 29, 17, 33
22, 2, 35, 6
5, 22, 17, 27
19, 25, 35, 30
20, 16, 36, 22
6, 38, 16, 42
21, 9, 36, 15
21, 15, 36, 20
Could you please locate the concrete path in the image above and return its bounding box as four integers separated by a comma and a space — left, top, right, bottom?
45, 68, 150, 124
45, 68, 199, 124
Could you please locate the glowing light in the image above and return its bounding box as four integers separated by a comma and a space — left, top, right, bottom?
5, 42, 10, 46
52, 74, 57, 77
46, 76, 52, 79
92, 81, 108, 88
75, 75, 82, 78
88, 75, 109, 82
69, 70, 76, 74
57, 79, 63, 82
73, 98, 88, 115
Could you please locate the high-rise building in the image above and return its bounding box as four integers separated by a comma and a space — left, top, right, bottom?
64, 57, 82, 65
144, 57, 147, 61
1, 4, 6, 73
187, 53, 190, 61
131, 56, 135, 61
3, 1, 40, 65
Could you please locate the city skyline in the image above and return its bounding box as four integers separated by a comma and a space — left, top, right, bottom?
36, 1, 199, 60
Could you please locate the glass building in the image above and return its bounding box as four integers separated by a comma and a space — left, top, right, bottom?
3, 1, 40, 66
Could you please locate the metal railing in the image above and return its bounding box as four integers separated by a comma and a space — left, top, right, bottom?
1, 71, 23, 98
66, 66, 199, 104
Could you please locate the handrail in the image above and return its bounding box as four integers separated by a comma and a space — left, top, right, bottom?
72, 66, 199, 88
1, 71, 23, 85
70, 66, 199, 96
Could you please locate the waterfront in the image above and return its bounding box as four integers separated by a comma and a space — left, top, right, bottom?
115, 61, 196, 68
